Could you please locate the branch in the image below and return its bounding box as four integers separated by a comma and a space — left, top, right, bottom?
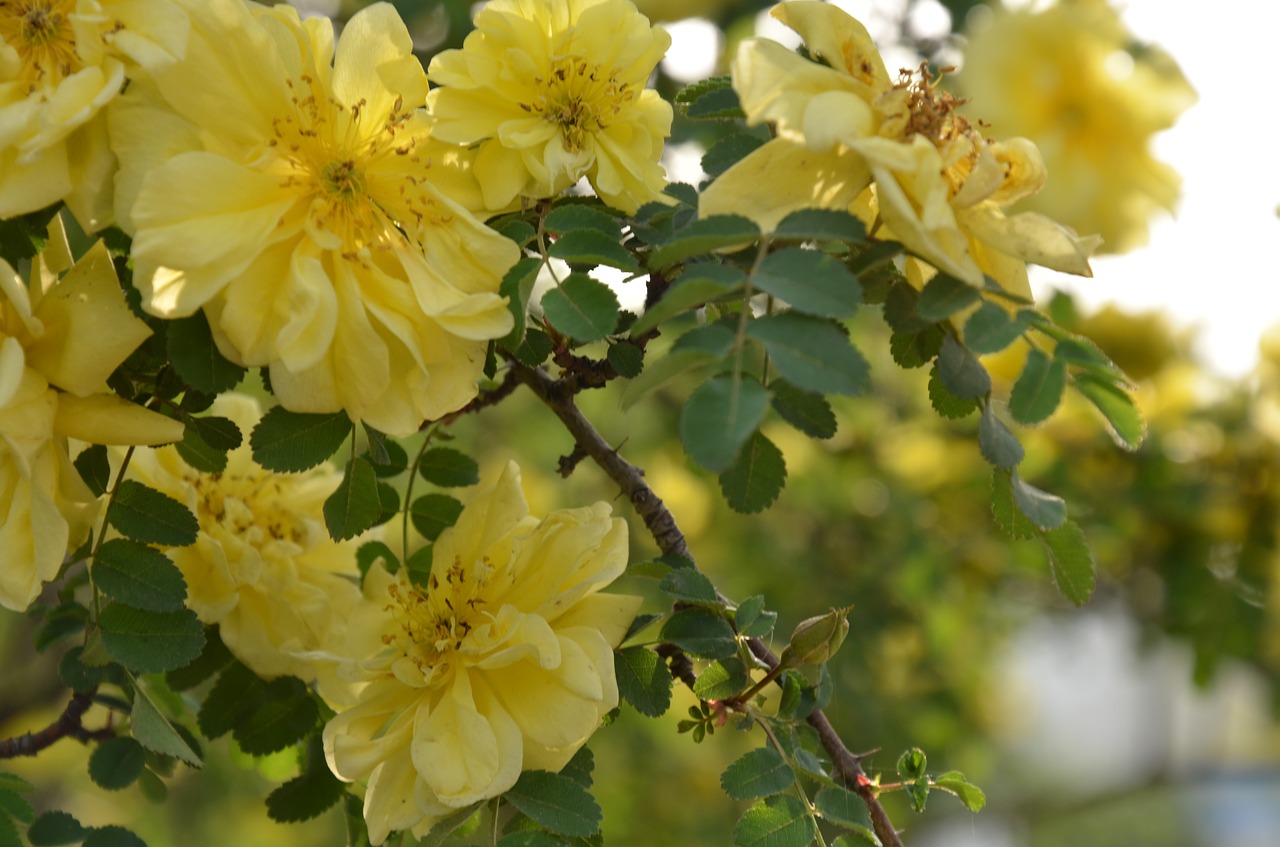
0, 689, 113, 759
510, 363, 906, 847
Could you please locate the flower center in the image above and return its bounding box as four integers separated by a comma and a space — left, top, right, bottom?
894, 63, 974, 148
1, 0, 81, 92
190, 470, 307, 547
522, 56, 634, 153
386, 556, 496, 681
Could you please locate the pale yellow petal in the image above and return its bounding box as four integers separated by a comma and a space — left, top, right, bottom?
772, 0, 891, 93
54, 394, 184, 445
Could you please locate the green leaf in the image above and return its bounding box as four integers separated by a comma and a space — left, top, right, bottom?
659, 568, 718, 605
250, 407, 351, 472
753, 248, 861, 319
505, 771, 601, 838
174, 423, 227, 473
493, 216, 536, 248
0, 775, 30, 794
131, 683, 202, 766
702, 132, 766, 177
991, 469, 1037, 540
964, 302, 1028, 354
692, 657, 748, 700
1011, 472, 1067, 530
720, 747, 794, 801
74, 445, 110, 496
735, 595, 776, 638
0, 812, 17, 847
417, 447, 480, 488
675, 75, 732, 104
89, 737, 146, 790
685, 85, 744, 119
190, 415, 242, 451
98, 605, 204, 674
93, 539, 187, 613
618, 348, 719, 411
978, 403, 1024, 469
889, 325, 945, 369
512, 327, 554, 367
365, 432, 408, 478
562, 747, 595, 788
916, 274, 980, 322
882, 281, 928, 333
499, 256, 543, 349
660, 608, 737, 659
167, 312, 246, 394
933, 771, 987, 812
719, 431, 786, 514
733, 795, 817, 847
266, 735, 346, 823
496, 833, 564, 847
814, 786, 874, 829
631, 263, 743, 336
81, 825, 146, 847
773, 209, 867, 245
648, 215, 759, 268
27, 811, 86, 846
198, 662, 266, 740
165, 628, 230, 691
770, 381, 836, 439
1042, 520, 1096, 606
606, 342, 644, 377
106, 481, 198, 547
541, 273, 620, 343
1073, 374, 1146, 450
233, 678, 318, 756
323, 457, 380, 541
614, 646, 672, 718
0, 789, 31, 825
544, 204, 621, 237
748, 313, 869, 396
1009, 348, 1066, 425
936, 335, 991, 400
59, 646, 106, 694
409, 494, 464, 542
356, 540, 399, 580
897, 747, 927, 780
548, 229, 639, 273
679, 375, 770, 472
928, 366, 980, 419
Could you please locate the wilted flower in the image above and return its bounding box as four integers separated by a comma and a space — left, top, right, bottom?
324, 462, 640, 844
0, 238, 183, 611
0, 0, 188, 230
111, 0, 516, 436
956, 0, 1196, 253
427, 0, 673, 214
123, 392, 362, 684
700, 1, 1099, 298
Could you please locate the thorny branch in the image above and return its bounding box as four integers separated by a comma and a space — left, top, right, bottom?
511, 362, 907, 847
0, 689, 113, 759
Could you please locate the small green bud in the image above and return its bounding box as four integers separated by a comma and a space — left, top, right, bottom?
778, 605, 852, 668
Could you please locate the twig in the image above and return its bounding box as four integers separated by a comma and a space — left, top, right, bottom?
0, 689, 113, 759
510, 362, 906, 847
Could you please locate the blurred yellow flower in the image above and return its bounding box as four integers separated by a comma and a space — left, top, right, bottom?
124, 392, 362, 684
957, 0, 1196, 254
111, 1, 515, 436
427, 0, 673, 214
0, 0, 188, 230
700, 1, 1099, 298
1, 238, 182, 611
324, 462, 640, 844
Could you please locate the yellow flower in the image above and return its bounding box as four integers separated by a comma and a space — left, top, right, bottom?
956, 0, 1196, 253
123, 392, 362, 684
0, 0, 188, 230
427, 0, 673, 215
324, 462, 640, 844
110, 1, 516, 436
700, 1, 1099, 298
0, 237, 183, 611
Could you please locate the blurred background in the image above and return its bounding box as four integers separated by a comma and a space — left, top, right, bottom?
3, 1, 1277, 845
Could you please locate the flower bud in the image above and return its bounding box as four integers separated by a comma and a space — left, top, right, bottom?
779, 606, 852, 668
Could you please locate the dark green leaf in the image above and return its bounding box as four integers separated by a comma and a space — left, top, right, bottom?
562, 747, 595, 788
505, 771, 601, 838
733, 795, 817, 847
770, 381, 836, 439
356, 541, 399, 580
499, 256, 543, 349
266, 736, 346, 823
648, 215, 759, 268
606, 342, 644, 377
410, 494, 464, 542
897, 747, 927, 780
773, 209, 867, 244
618, 348, 719, 412
167, 312, 246, 394
735, 596, 777, 638
928, 366, 980, 419
659, 569, 718, 605
512, 327, 554, 367
814, 786, 873, 829
81, 825, 146, 847
1042, 520, 1096, 606
889, 326, 944, 369
679, 375, 770, 472
632, 263, 743, 336
0, 811, 17, 847
748, 313, 869, 396
544, 205, 622, 237
59, 646, 106, 693
990, 469, 1037, 540
719, 431, 786, 514
933, 771, 987, 812
233, 678, 318, 756
106, 481, 198, 547
720, 748, 793, 801
323, 457, 379, 541
1073, 374, 1145, 450
1009, 349, 1066, 425
198, 662, 267, 739
541, 274, 620, 343
417, 447, 480, 488
548, 230, 639, 273
906, 778, 930, 813
754, 248, 861, 318
496, 832, 565, 847
692, 657, 748, 700
174, 424, 227, 473
916, 274, 980, 322
882, 282, 928, 333
493, 217, 536, 248
74, 445, 110, 496
190, 416, 241, 451
250, 407, 351, 472
99, 605, 204, 674
685, 85, 744, 119
88, 737, 146, 790
964, 302, 1028, 354
131, 683, 202, 766
702, 132, 766, 177
614, 646, 672, 718
0, 789, 31, 825
978, 403, 1024, 469
1011, 472, 1067, 531
34, 604, 88, 650
661, 608, 737, 659
936, 335, 991, 400
93, 539, 187, 613
366, 436, 408, 478
165, 628, 230, 691
675, 75, 732, 104
27, 811, 86, 846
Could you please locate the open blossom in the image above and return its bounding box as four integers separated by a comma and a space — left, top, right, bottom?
700, 1, 1100, 298
123, 393, 362, 684
1, 238, 183, 611
427, 0, 673, 215
324, 462, 641, 844
0, 0, 188, 230
956, 0, 1196, 253
111, 0, 516, 436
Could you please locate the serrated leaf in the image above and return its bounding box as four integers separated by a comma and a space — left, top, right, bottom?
366, 435, 408, 478
27, 811, 86, 846
964, 302, 1028, 354
916, 274, 980, 322
675, 75, 732, 104
541, 274, 620, 342
324, 457, 380, 541
1011, 472, 1067, 530
233, 677, 318, 756
928, 366, 980, 419
93, 539, 187, 613
0, 812, 17, 847
978, 403, 1024, 469
74, 444, 110, 496
547, 229, 639, 273
897, 748, 927, 779
773, 209, 867, 244
770, 381, 836, 439
933, 771, 987, 812
936, 335, 991, 400
1073, 374, 1145, 450
618, 348, 718, 412
1009, 348, 1066, 425
493, 217, 536, 248
513, 327, 554, 367
990, 469, 1037, 540
814, 786, 873, 828
198, 662, 267, 739
685, 85, 743, 119
174, 423, 227, 473
81, 825, 145, 847
680, 375, 770, 472
882, 281, 928, 333
719, 431, 786, 513
88, 737, 146, 790
190, 415, 241, 451
631, 263, 743, 336
648, 215, 759, 268
98, 605, 204, 674
266, 742, 346, 823
720, 748, 793, 801
409, 494, 464, 542
614, 646, 672, 718
59, 646, 106, 693
505, 771, 601, 838
499, 256, 543, 349
165, 628, 230, 691
562, 746, 594, 788
692, 657, 748, 700
660, 608, 737, 659
496, 832, 565, 847
889, 325, 944, 369
733, 795, 817, 847
748, 313, 869, 396
0, 775, 30, 794
659, 569, 718, 605
606, 342, 644, 377
735, 595, 776, 638
106, 481, 198, 547
250, 407, 351, 472
417, 447, 480, 488
406, 546, 433, 586
753, 248, 861, 318
0, 790, 31, 825
702, 132, 766, 177
1043, 520, 1096, 606
131, 683, 202, 766
544, 204, 622, 237
167, 312, 246, 394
